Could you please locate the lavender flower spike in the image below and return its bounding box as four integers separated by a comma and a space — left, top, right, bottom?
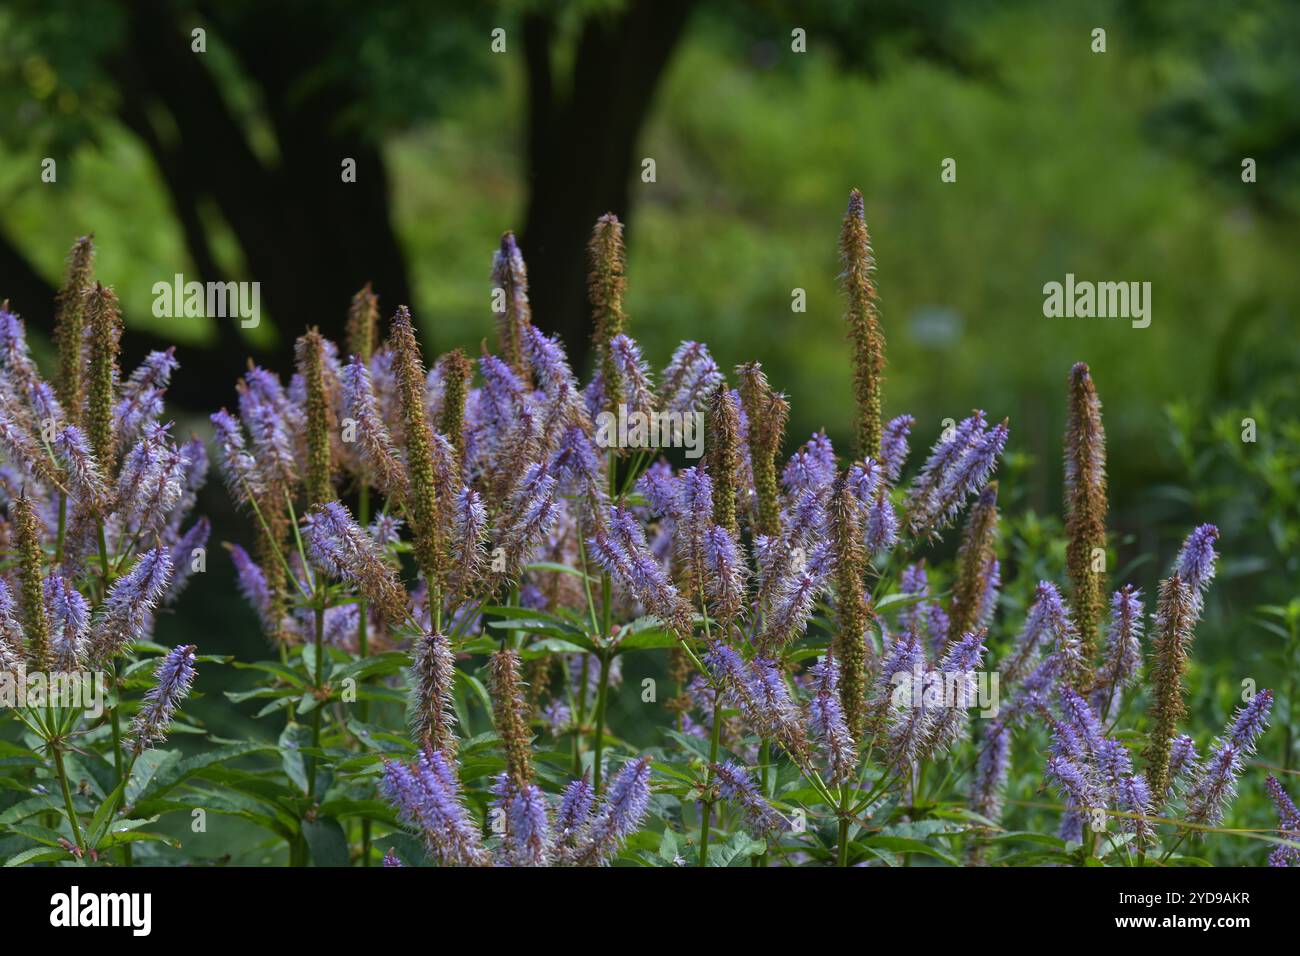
574, 757, 652, 865
1175, 523, 1219, 603
381, 750, 489, 867
92, 547, 173, 663
303, 500, 408, 623
130, 644, 198, 755
1265, 775, 1300, 867
1186, 690, 1273, 826
712, 761, 786, 834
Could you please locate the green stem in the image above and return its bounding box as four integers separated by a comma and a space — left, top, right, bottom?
357, 482, 371, 867
698, 688, 723, 866
307, 604, 326, 800
108, 663, 132, 867
52, 744, 85, 855
55, 493, 67, 566
591, 653, 612, 794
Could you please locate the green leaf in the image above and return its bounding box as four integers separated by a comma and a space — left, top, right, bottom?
99, 830, 180, 849
861, 835, 959, 866
86, 779, 128, 849
5, 846, 70, 866
7, 823, 66, 847
523, 561, 591, 581
134, 741, 278, 804
708, 831, 766, 866
0, 794, 64, 824
303, 818, 350, 867
658, 827, 679, 863
280, 725, 312, 793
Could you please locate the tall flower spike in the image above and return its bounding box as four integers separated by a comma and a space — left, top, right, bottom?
53, 235, 95, 426
737, 362, 788, 538
436, 349, 471, 461
948, 481, 999, 646
382, 750, 488, 867
84, 284, 122, 472
390, 306, 445, 590
13, 495, 51, 667
490, 649, 535, 790
346, 282, 379, 363
339, 357, 408, 501
45, 572, 89, 670
493, 775, 552, 866
410, 629, 457, 757
129, 644, 197, 755
879, 413, 914, 484
712, 761, 785, 834
575, 757, 651, 865
298, 329, 336, 507
1143, 573, 1196, 804
1265, 775, 1300, 867
1064, 362, 1108, 656
1175, 523, 1219, 609
808, 655, 857, 784
1093, 585, 1144, 717
55, 425, 108, 514
492, 231, 533, 381
588, 213, 628, 413
660, 341, 722, 416
705, 384, 741, 535
841, 189, 887, 459
93, 547, 173, 663
302, 501, 408, 624
830, 474, 871, 740
1186, 690, 1273, 827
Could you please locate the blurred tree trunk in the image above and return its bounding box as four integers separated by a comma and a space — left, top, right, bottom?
4, 0, 695, 406
109, 0, 414, 394
520, 0, 696, 375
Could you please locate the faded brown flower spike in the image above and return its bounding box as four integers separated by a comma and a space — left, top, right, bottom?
1064, 362, 1107, 657
840, 189, 886, 460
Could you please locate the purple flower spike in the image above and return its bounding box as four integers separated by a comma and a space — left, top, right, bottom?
1187, 690, 1272, 826
1265, 775, 1300, 867
879, 414, 915, 483
1175, 524, 1219, 597
93, 547, 173, 663
712, 760, 785, 834
808, 656, 857, 784
381, 750, 488, 867
130, 644, 197, 754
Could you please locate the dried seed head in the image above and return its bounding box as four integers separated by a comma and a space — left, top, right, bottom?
297, 329, 336, 507
390, 306, 446, 590
410, 629, 458, 757
830, 474, 871, 740
737, 362, 788, 538
1064, 362, 1107, 657
54, 235, 95, 426
492, 231, 533, 382
490, 649, 534, 789
436, 348, 472, 461
84, 284, 122, 474
840, 190, 886, 459
948, 481, 1000, 647
704, 384, 741, 535
13, 494, 50, 668
588, 213, 627, 412
346, 282, 379, 363
1143, 573, 1196, 805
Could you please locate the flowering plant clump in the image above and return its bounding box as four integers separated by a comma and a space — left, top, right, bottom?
2, 203, 1291, 868
194, 197, 1288, 869
0, 237, 208, 864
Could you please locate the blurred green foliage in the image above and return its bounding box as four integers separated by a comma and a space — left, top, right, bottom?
2, 0, 1297, 863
